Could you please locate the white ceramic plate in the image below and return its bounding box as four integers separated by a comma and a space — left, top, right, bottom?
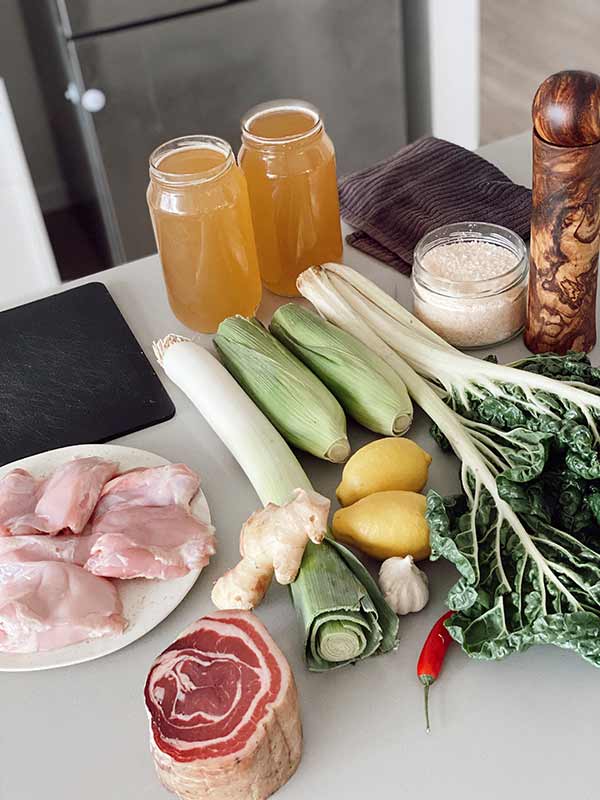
0, 444, 211, 672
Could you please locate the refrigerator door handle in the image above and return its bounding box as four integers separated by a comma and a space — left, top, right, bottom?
65, 82, 106, 113
64, 81, 80, 104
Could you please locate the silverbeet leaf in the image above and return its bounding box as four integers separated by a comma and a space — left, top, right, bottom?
510, 350, 600, 386
428, 352, 600, 666
428, 490, 600, 666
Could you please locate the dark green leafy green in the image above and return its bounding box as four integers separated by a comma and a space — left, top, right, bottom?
428, 489, 600, 665
588, 491, 600, 527
510, 350, 600, 386
445, 359, 600, 484
428, 350, 600, 667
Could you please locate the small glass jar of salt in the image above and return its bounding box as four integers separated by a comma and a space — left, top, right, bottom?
412, 222, 528, 349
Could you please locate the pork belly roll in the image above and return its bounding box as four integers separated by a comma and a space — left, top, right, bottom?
144, 611, 302, 800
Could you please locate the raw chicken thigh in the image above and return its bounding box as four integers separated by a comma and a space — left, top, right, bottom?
0, 458, 117, 536
88, 505, 216, 580
0, 532, 96, 565
94, 464, 199, 516
25, 457, 118, 534
0, 561, 125, 653
0, 469, 43, 536
0, 457, 214, 654
0, 463, 214, 580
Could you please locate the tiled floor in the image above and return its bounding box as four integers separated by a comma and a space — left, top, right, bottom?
480, 0, 600, 144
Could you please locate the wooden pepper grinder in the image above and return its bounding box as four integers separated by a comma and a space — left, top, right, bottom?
525, 70, 600, 354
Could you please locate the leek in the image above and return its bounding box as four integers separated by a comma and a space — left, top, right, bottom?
214, 316, 350, 463
153, 335, 399, 671
270, 304, 413, 436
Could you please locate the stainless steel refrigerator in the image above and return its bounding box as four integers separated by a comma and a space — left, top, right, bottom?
27, 0, 407, 266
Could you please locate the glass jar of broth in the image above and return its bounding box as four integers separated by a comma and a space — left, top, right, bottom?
147, 135, 262, 333
239, 100, 343, 296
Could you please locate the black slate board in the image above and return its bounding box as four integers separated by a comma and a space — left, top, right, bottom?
0, 282, 175, 466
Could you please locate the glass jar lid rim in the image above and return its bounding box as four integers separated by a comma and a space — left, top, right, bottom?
241, 98, 323, 145
149, 135, 234, 185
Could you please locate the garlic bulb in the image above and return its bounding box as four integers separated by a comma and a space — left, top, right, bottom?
378, 555, 429, 615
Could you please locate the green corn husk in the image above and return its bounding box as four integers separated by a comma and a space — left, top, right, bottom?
215, 316, 350, 463
270, 304, 413, 436
291, 536, 399, 671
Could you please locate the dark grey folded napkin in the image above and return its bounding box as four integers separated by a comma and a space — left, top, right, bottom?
339, 136, 532, 274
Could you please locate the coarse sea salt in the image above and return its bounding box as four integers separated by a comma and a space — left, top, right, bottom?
422, 241, 517, 282
412, 239, 528, 349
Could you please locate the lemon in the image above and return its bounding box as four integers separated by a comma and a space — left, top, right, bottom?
332, 490, 430, 561
336, 437, 432, 507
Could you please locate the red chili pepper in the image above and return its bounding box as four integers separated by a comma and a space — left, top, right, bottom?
417, 610, 454, 734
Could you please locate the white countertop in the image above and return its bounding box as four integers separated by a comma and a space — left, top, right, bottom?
3, 130, 597, 800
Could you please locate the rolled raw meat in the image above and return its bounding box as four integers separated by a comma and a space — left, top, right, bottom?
144, 611, 302, 800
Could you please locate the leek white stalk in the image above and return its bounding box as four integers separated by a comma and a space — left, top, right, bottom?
215, 316, 350, 463
153, 334, 310, 507
153, 334, 399, 671
270, 304, 413, 436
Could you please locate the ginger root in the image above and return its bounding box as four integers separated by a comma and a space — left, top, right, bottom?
211, 488, 330, 610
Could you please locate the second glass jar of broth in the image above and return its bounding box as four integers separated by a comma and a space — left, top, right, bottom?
147, 135, 262, 333
239, 100, 343, 296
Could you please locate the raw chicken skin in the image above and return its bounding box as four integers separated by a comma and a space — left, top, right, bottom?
94, 464, 199, 517
0, 561, 125, 653
12, 457, 118, 535
0, 469, 43, 536
88, 506, 216, 579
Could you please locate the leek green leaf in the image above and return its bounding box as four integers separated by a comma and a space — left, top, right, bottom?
290, 538, 399, 671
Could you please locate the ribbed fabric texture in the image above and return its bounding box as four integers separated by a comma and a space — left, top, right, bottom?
339, 136, 532, 274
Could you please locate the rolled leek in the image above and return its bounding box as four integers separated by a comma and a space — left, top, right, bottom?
292, 536, 399, 670
270, 304, 413, 436
215, 316, 350, 463
153, 335, 399, 671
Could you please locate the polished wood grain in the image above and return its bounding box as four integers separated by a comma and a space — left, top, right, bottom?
532, 71, 600, 147
525, 130, 600, 353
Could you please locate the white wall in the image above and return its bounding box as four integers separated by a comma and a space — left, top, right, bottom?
403, 0, 432, 141
0, 79, 59, 307
481, 0, 600, 144
428, 0, 479, 149
0, 0, 68, 211
404, 0, 480, 150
